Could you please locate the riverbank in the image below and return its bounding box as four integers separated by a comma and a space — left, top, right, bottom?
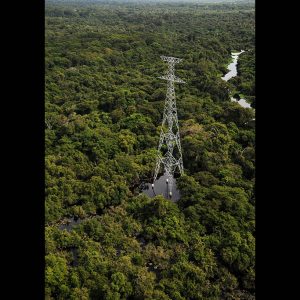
222, 50, 252, 109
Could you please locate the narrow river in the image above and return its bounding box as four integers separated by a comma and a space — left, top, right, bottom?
222, 50, 252, 109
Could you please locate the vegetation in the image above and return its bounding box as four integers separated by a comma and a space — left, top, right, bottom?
230, 49, 255, 108
45, 1, 255, 299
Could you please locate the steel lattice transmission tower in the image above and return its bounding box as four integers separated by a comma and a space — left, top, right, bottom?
153, 56, 185, 197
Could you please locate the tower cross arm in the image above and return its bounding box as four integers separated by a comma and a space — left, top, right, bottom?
158, 75, 185, 83
160, 56, 183, 64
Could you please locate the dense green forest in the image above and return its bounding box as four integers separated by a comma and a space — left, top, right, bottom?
45, 1, 255, 299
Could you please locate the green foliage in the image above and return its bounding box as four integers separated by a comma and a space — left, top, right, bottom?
45, 1, 255, 299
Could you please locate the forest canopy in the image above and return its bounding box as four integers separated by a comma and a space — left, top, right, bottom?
45, 1, 255, 299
